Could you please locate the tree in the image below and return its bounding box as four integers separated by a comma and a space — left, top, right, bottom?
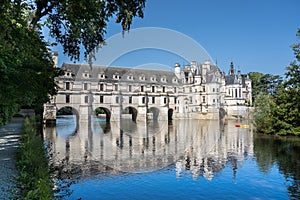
0, 1, 62, 125
252, 28, 300, 136
26, 0, 146, 61
248, 72, 283, 104
272, 29, 300, 135
0, 0, 145, 125
253, 94, 275, 134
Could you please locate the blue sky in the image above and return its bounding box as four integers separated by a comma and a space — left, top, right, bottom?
55, 0, 300, 76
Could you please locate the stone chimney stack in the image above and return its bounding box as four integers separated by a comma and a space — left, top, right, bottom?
52, 51, 58, 68
174, 63, 181, 78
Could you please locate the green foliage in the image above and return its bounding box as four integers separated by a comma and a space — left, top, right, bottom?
95, 107, 106, 115
252, 28, 300, 136
253, 94, 275, 134
248, 72, 283, 104
16, 117, 53, 199
26, 0, 146, 61
0, 1, 62, 124
0, 0, 145, 125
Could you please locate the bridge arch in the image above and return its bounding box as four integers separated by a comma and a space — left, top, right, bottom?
122, 106, 138, 122
148, 107, 160, 121
56, 106, 79, 134
94, 107, 111, 122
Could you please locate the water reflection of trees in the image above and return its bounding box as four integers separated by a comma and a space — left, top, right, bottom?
254, 134, 300, 199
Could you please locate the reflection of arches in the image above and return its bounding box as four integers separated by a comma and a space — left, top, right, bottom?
219, 108, 227, 131
56, 106, 79, 133
148, 107, 160, 121
122, 106, 138, 122
94, 107, 111, 122
168, 109, 173, 121
219, 108, 226, 119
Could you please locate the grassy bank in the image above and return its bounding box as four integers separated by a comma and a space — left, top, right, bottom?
16, 117, 53, 199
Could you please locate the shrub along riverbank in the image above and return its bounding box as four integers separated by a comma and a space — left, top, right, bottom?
16, 117, 53, 199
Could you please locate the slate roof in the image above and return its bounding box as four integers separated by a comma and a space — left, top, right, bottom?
61, 63, 180, 85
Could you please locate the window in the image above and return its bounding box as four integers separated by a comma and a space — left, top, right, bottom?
152, 86, 155, 92
142, 97, 145, 104
235, 89, 238, 98
213, 99, 215, 103
128, 75, 133, 80
84, 83, 88, 90
99, 73, 105, 79
128, 85, 132, 92
163, 86, 166, 93
152, 96, 155, 104
116, 97, 119, 103
140, 75, 145, 81
113, 74, 119, 79
100, 83, 104, 91
190, 97, 192, 103
164, 97, 167, 104
85, 96, 88, 103
115, 84, 118, 91
174, 87, 177, 93
202, 86, 206, 92
202, 96, 206, 103
66, 82, 70, 90
174, 97, 177, 104
66, 94, 70, 103
129, 96, 132, 104
100, 96, 104, 103
213, 88, 215, 92
141, 85, 144, 92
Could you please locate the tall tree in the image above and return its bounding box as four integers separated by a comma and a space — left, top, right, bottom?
253, 28, 300, 136
0, 1, 62, 125
0, 0, 146, 125
26, 0, 146, 61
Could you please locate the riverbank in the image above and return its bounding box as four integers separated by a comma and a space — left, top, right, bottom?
0, 117, 23, 200
16, 117, 53, 199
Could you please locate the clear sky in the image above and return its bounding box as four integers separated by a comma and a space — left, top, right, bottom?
55, 0, 300, 76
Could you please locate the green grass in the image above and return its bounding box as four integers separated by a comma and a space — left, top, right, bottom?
16, 117, 53, 199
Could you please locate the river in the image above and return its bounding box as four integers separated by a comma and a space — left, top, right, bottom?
43, 115, 300, 200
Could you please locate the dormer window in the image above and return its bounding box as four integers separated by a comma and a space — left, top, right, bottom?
127, 74, 133, 80
98, 73, 105, 79
173, 77, 177, 83
65, 71, 72, 77
83, 72, 89, 78
161, 76, 167, 82
113, 73, 120, 80
139, 75, 145, 81
151, 76, 156, 82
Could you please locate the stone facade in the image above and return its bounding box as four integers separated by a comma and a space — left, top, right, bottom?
43, 58, 251, 123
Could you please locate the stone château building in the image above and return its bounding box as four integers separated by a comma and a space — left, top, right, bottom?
43, 56, 252, 123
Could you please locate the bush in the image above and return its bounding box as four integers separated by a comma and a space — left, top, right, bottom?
16, 117, 53, 199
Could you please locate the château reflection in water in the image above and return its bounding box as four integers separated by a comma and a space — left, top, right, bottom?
43, 116, 253, 181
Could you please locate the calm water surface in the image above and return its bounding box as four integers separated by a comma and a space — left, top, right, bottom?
43, 116, 300, 200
